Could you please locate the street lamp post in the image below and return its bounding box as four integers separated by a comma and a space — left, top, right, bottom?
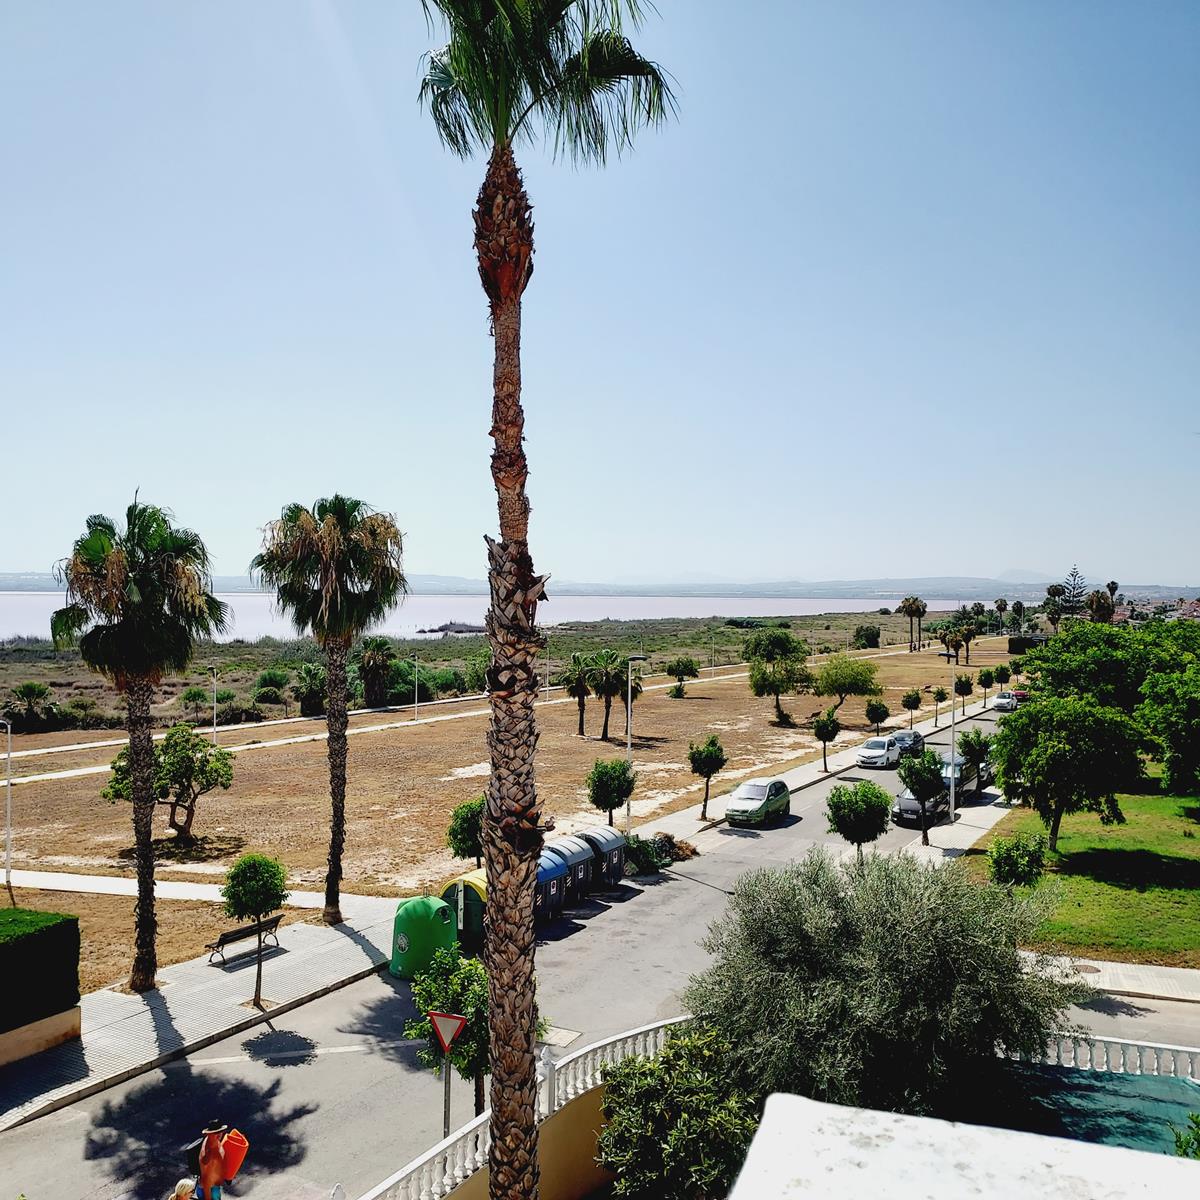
210, 667, 218, 746
625, 654, 649, 833
948, 659, 958, 823
414, 653, 419, 721
2, 718, 12, 897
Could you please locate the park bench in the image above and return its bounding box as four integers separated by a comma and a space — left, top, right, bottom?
206, 914, 283, 965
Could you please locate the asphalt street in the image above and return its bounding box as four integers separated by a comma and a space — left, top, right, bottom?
4, 711, 1197, 1200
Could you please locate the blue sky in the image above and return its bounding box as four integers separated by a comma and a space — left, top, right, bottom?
3, 2, 1197, 585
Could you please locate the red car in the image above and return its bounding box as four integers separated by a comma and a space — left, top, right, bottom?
1011, 688, 1030, 704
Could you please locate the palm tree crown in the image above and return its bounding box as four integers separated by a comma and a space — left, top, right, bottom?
53, 499, 228, 684
252, 496, 407, 646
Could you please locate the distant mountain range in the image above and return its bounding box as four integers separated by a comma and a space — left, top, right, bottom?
4, 572, 1195, 602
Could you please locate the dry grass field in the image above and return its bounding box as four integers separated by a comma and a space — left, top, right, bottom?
9, 639, 1011, 896
12, 888, 313, 993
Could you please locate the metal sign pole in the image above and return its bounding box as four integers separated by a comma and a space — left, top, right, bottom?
443, 1047, 452, 1139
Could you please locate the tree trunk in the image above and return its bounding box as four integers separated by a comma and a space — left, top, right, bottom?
934, 700, 939, 727
908, 616, 914, 652
919, 801, 929, 846
476, 144, 543, 1200
127, 679, 158, 992
856, 843, 864, 866
601, 695, 612, 741
917, 617, 923, 648
323, 638, 350, 925
168, 799, 196, 841
821, 741, 828, 771
1048, 802, 1064, 852
701, 777, 710, 821
576, 695, 585, 737
475, 1070, 486, 1117
254, 928, 264, 1008
774, 693, 784, 723
607, 805, 613, 827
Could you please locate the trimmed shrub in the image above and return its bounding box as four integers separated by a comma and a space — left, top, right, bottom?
252, 686, 285, 706
0, 909, 80, 1033
625, 833, 670, 875
987, 832, 1047, 888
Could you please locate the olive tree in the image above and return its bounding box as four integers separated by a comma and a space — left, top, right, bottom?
744, 628, 810, 725
664, 656, 701, 699
813, 654, 880, 713
826, 780, 891, 863
812, 707, 840, 772
447, 794, 485, 868
222, 853, 289, 1007
586, 758, 637, 827
682, 849, 1088, 1116
688, 735, 727, 821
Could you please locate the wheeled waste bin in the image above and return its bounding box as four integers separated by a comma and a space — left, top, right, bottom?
544, 835, 595, 904
441, 870, 488, 950
535, 851, 568, 923
390, 895, 457, 979
580, 826, 626, 887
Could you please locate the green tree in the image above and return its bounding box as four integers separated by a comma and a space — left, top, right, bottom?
993, 664, 1011, 689
1043, 597, 1063, 633
463, 647, 490, 695
1172, 1113, 1200, 1160
852, 624, 880, 650
812, 653, 880, 713
179, 685, 208, 722
901, 688, 922, 727
899, 596, 921, 651
215, 688, 237, 705
688, 735, 727, 821
221, 853, 288, 1008
103, 723, 234, 842
597, 1027, 758, 1200
1136, 665, 1200, 795
959, 622, 977, 665
932, 685, 948, 727
12, 681, 50, 720
1061, 566, 1087, 617
52, 498, 228, 991
987, 833, 1046, 888
812, 707, 840, 772
552, 651, 592, 736
586, 757, 637, 827
405, 947, 492, 1115
826, 780, 891, 863
353, 636, 396, 708
744, 628, 810, 725
682, 849, 1087, 1115
897, 748, 945, 846
1086, 589, 1115, 623
864, 698, 890, 732
956, 728, 993, 797
954, 672, 974, 715
994, 598, 1008, 634
587, 649, 625, 741
253, 495, 406, 924
977, 667, 995, 708
447, 794, 486, 868
256, 667, 290, 691
663, 655, 700, 698
915, 598, 928, 650
292, 662, 328, 717
990, 696, 1144, 850
419, 5, 675, 1183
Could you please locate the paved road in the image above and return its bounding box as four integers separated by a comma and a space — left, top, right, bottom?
5, 710, 1194, 1200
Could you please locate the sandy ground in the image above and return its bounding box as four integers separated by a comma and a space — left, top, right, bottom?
11, 888, 313, 993
8, 641, 1012, 896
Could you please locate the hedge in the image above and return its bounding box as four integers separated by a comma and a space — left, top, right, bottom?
0, 908, 81, 1034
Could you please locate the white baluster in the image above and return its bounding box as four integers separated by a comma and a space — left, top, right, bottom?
542, 1045, 558, 1116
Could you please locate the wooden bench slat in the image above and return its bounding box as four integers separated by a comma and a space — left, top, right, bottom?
205, 914, 284, 963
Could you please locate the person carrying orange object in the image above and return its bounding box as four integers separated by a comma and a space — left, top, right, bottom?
197, 1120, 227, 1200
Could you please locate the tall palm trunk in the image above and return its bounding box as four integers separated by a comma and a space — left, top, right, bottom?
323, 639, 350, 925
601, 695, 613, 740
575, 693, 586, 737
477, 145, 545, 1200
127, 678, 158, 992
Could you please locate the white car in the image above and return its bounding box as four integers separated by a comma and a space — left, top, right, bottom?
994, 692, 1018, 712
856, 736, 900, 768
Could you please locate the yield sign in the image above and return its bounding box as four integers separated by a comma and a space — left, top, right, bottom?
429, 1010, 468, 1054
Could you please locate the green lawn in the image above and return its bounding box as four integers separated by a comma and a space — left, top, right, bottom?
965, 780, 1200, 968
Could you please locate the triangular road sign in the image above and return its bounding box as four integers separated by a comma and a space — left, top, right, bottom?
429, 1010, 468, 1053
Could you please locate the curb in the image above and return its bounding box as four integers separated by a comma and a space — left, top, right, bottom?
1, 950, 389, 1132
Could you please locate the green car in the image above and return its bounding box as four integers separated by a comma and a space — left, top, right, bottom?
724, 778, 791, 826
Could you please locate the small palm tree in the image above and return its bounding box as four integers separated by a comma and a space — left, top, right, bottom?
52, 499, 227, 991
1106, 580, 1119, 602
11, 681, 50, 721
587, 649, 625, 741
253, 496, 406, 925
354, 635, 397, 708
994, 598, 1008, 634
899, 596, 920, 651
552, 652, 593, 736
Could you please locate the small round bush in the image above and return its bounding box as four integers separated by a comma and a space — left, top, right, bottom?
987, 832, 1047, 888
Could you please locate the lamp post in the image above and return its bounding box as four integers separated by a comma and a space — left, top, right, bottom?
414, 653, 419, 720
625, 654, 648, 833
948, 659, 958, 823
210, 667, 218, 745
2, 717, 12, 897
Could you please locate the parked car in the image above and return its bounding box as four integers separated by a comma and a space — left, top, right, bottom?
725, 778, 791, 826
993, 692, 1018, 712
1011, 688, 1030, 705
940, 753, 994, 796
892, 730, 925, 757
892, 785, 949, 826
856, 736, 900, 769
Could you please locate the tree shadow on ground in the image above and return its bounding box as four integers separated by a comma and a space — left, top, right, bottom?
1077, 994, 1152, 1019
1182, 805, 1200, 825
242, 1027, 318, 1067
84, 1060, 314, 1199
1056, 848, 1200, 891
117, 833, 246, 865
338, 975, 422, 1068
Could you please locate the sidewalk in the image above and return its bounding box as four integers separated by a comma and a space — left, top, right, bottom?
0, 897, 396, 1131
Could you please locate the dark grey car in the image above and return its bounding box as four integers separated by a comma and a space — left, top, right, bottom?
892, 786, 949, 826
892, 730, 925, 758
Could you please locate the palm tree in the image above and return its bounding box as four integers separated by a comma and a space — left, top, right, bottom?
915, 598, 927, 649
947, 631, 964, 665
899, 596, 920, 651
618, 659, 644, 737
587, 649, 625, 741
52, 499, 227, 991
354, 635, 397, 709
959, 622, 977, 665
1086, 589, 1115, 623
252, 496, 406, 925
552, 652, 593, 736
418, 7, 674, 1191
994, 597, 1008, 635
1043, 597, 1063, 634
1106, 580, 1119, 602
